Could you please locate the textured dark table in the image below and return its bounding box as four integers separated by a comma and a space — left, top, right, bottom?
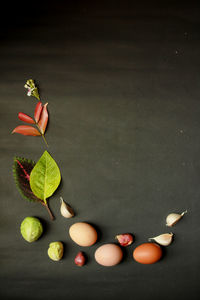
0, 1, 200, 299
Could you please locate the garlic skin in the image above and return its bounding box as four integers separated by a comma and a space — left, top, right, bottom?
166, 210, 187, 227
148, 233, 174, 246
60, 197, 75, 218
115, 233, 134, 246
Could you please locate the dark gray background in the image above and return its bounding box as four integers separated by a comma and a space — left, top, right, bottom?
0, 1, 200, 299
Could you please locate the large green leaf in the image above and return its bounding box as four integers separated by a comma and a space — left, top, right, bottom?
30, 151, 61, 204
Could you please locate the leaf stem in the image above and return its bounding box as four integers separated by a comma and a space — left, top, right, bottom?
42, 202, 54, 220
42, 134, 49, 147
36, 124, 48, 147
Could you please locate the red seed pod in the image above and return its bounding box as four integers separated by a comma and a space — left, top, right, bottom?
34, 101, 43, 123
74, 252, 86, 267
38, 103, 48, 134
18, 112, 35, 124
115, 233, 134, 247
12, 125, 41, 136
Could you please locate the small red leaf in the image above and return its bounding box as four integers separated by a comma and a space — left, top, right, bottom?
12, 125, 41, 136
38, 103, 48, 134
18, 112, 35, 124
34, 101, 43, 123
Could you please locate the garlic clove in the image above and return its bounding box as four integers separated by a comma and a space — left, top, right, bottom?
166, 210, 187, 227
60, 197, 75, 218
148, 233, 174, 246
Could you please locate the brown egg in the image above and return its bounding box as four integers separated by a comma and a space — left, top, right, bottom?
95, 244, 123, 266
133, 242, 162, 264
69, 222, 97, 247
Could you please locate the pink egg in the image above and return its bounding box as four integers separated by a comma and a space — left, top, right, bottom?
95, 244, 123, 266
69, 222, 97, 247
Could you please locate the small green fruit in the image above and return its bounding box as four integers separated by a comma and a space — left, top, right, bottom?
20, 217, 43, 242
48, 242, 64, 261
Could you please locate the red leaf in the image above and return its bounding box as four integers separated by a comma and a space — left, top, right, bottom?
38, 103, 48, 134
34, 101, 43, 123
18, 112, 35, 124
12, 125, 41, 136
13, 157, 41, 203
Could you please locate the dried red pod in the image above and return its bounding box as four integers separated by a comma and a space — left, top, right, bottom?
38, 103, 48, 134
34, 101, 43, 123
12, 125, 41, 136
74, 252, 86, 267
18, 112, 35, 124
115, 233, 134, 247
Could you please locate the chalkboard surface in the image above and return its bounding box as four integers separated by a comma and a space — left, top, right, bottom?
0, 1, 199, 299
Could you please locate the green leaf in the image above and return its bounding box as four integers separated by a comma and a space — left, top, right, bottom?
30, 151, 61, 203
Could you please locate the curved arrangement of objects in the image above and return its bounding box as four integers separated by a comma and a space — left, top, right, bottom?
13, 80, 188, 268
20, 209, 187, 267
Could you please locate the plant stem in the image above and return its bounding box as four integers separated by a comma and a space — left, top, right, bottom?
44, 203, 54, 220
42, 134, 48, 147
36, 123, 48, 147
